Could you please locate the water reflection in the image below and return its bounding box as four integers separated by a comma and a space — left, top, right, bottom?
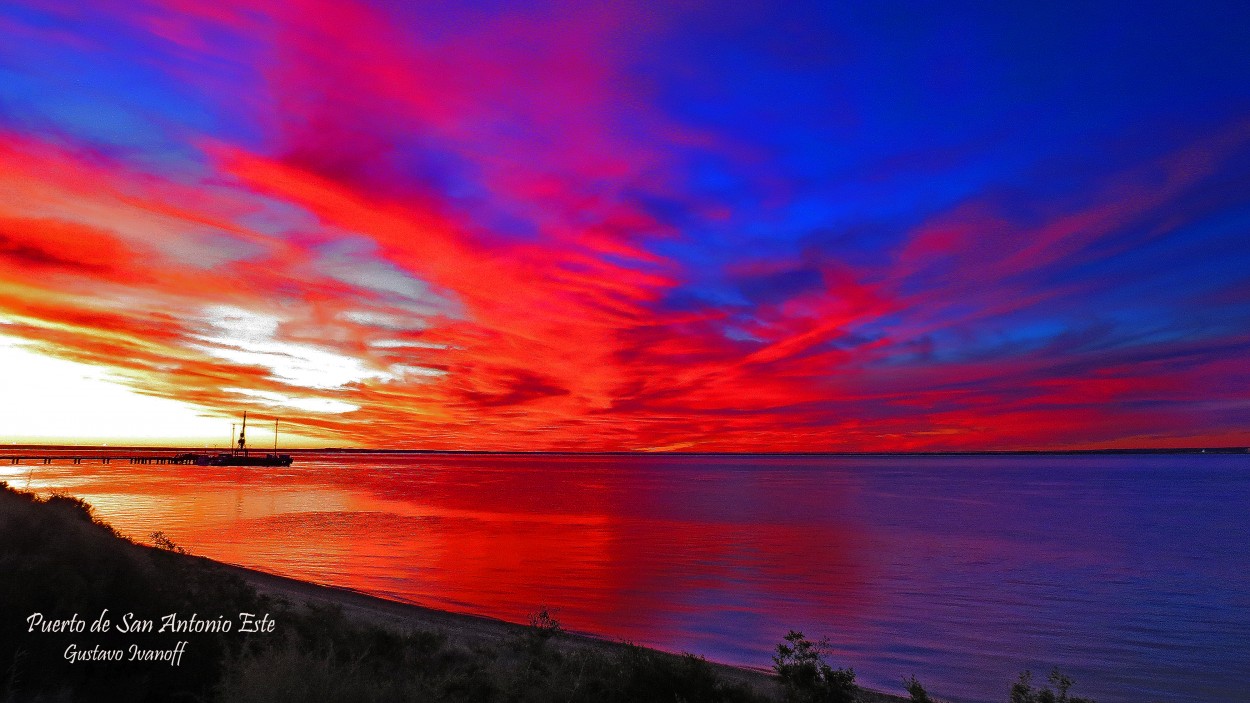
3, 452, 1247, 703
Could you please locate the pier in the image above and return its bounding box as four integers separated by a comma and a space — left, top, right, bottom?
4, 453, 202, 465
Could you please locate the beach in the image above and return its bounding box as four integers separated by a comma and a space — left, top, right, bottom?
218, 558, 913, 702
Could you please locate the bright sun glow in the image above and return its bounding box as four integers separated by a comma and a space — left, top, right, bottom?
0, 336, 242, 445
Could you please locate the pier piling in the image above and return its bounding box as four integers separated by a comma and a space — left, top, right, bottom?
2, 453, 199, 466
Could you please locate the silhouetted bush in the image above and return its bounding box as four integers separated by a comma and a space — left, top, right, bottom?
904, 674, 934, 703
149, 531, 186, 554
514, 605, 561, 659
772, 630, 858, 703
1010, 669, 1095, 703
613, 645, 762, 703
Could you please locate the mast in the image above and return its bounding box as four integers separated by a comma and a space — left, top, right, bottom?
274, 417, 279, 451
231, 423, 236, 455
238, 411, 248, 457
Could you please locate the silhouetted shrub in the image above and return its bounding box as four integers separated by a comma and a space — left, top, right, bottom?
614, 645, 762, 703
1010, 669, 1095, 703
149, 531, 186, 553
904, 674, 935, 703
772, 630, 858, 703
519, 605, 561, 656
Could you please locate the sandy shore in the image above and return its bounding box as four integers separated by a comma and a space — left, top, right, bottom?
212, 559, 906, 703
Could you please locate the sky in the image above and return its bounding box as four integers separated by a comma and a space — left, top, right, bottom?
0, 1, 1247, 450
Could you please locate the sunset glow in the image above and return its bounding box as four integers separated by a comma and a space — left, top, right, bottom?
0, 1, 1247, 449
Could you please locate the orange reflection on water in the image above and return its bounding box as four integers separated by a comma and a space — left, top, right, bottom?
10, 450, 1250, 703
6, 451, 873, 659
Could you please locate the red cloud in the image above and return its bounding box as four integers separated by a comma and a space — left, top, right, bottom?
1, 1, 1247, 450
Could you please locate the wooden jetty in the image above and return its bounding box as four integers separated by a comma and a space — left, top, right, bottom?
4, 414, 294, 468
4, 453, 202, 465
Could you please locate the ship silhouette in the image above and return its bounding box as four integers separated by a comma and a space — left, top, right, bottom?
193, 412, 293, 467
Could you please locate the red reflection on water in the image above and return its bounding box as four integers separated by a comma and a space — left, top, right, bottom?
9, 450, 1250, 703
2, 451, 875, 660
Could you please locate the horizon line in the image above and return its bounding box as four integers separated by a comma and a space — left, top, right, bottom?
2, 444, 1247, 456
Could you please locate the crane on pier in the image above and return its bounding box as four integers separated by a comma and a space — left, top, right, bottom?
237, 411, 248, 457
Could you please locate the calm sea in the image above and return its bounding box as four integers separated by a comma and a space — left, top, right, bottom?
3, 452, 1247, 702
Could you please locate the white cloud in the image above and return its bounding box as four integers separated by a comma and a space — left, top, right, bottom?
195, 305, 393, 390
370, 339, 448, 350
388, 363, 447, 379
340, 310, 426, 331
312, 237, 457, 316
225, 388, 359, 414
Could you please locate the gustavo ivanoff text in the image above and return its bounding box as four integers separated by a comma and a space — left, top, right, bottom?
64, 641, 187, 666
